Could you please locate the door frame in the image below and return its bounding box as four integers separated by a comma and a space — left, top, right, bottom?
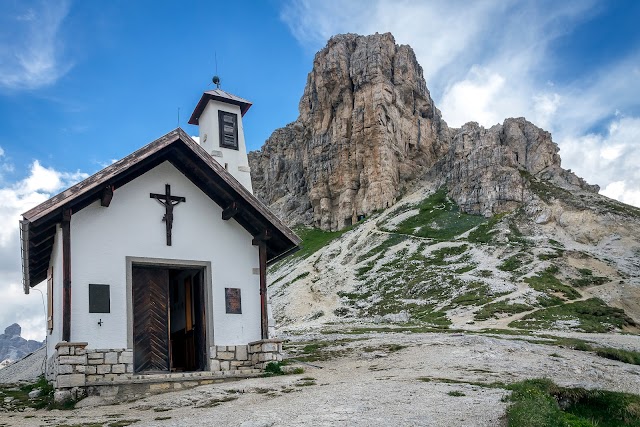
126, 256, 213, 371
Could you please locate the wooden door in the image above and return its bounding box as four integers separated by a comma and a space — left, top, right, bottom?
132, 267, 170, 373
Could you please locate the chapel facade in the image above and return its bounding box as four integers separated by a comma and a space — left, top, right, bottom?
19, 88, 299, 399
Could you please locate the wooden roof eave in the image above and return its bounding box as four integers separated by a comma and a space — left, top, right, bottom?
20, 128, 300, 291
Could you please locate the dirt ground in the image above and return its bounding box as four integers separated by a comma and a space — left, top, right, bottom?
1, 331, 639, 427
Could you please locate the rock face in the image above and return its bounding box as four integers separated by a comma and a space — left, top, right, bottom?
445, 119, 599, 216
249, 32, 598, 230
0, 323, 43, 365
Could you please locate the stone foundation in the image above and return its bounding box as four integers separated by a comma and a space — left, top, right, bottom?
249, 339, 283, 369
85, 348, 134, 383
209, 339, 283, 372
53, 342, 88, 401
50, 339, 284, 398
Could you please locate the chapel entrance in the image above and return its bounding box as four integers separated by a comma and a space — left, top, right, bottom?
132, 265, 207, 373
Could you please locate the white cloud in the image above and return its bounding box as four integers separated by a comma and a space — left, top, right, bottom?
0, 159, 87, 341
281, 0, 640, 207
559, 116, 640, 206
0, 0, 72, 91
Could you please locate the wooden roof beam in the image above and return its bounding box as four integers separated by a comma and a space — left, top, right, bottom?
101, 185, 114, 207
252, 229, 272, 246
222, 201, 239, 220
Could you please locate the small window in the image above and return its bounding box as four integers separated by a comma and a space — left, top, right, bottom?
89, 284, 110, 313
218, 111, 238, 150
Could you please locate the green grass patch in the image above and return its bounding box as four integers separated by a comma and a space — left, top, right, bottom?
506, 378, 640, 427
475, 301, 533, 320
387, 188, 486, 240
293, 226, 353, 258
509, 298, 635, 332
355, 234, 410, 265
498, 254, 525, 272
571, 268, 610, 288
595, 347, 640, 365
449, 282, 496, 307
525, 267, 581, 301
428, 244, 468, 265
548, 239, 565, 248
538, 250, 564, 260
263, 362, 285, 376
0, 375, 56, 412
467, 213, 507, 244
447, 390, 466, 397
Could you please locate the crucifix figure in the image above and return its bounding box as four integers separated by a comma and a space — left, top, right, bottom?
150, 184, 186, 246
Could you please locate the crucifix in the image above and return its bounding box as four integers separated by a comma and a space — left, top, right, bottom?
150, 184, 186, 246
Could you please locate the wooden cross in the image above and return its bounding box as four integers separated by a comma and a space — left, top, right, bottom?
150, 184, 186, 246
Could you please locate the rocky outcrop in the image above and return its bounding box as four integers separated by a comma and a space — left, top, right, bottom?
445, 118, 599, 216
0, 323, 43, 365
250, 33, 449, 230
249, 32, 599, 230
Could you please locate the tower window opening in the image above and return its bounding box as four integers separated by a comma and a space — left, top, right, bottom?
219, 111, 239, 150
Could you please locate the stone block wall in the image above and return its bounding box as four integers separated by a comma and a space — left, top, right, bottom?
53, 342, 88, 401
209, 345, 253, 372
85, 348, 134, 384
209, 339, 284, 372
50, 339, 284, 398
249, 339, 283, 369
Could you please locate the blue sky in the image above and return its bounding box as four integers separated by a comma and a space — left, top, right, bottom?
1, 0, 639, 341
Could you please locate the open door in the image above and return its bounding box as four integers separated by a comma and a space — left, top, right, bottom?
167, 268, 207, 372
132, 264, 207, 373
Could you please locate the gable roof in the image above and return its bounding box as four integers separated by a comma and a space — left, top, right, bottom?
188, 89, 252, 125
20, 128, 300, 293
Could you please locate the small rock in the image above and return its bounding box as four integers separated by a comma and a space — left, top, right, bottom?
28, 389, 41, 399
3, 396, 14, 403
54, 390, 72, 404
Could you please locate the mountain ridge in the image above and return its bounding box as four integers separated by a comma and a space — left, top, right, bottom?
249, 32, 600, 231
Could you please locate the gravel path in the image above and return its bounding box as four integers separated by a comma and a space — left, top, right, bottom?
2, 331, 639, 426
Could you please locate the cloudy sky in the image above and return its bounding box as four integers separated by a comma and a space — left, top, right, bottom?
0, 0, 638, 341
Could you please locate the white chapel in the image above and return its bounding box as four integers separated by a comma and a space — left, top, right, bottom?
19, 86, 300, 397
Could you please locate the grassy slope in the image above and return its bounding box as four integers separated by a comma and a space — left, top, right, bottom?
270, 187, 637, 334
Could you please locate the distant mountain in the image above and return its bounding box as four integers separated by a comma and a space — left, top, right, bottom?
0, 324, 43, 366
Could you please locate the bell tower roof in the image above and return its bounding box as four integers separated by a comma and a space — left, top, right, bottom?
188, 89, 252, 125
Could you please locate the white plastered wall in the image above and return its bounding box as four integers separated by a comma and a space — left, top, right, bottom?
47, 226, 64, 357
67, 161, 261, 349
197, 100, 253, 192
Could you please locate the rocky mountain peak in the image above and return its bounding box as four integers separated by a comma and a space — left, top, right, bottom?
249, 33, 599, 230
3, 324, 20, 338
0, 323, 42, 365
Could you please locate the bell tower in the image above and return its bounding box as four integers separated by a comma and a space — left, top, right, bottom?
188, 79, 253, 192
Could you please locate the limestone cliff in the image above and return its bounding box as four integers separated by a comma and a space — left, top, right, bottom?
0, 324, 42, 365
249, 33, 598, 230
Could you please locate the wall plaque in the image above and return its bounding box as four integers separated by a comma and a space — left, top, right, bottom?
225, 288, 242, 314
89, 284, 110, 313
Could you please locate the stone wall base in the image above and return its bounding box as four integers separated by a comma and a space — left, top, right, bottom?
50, 339, 284, 400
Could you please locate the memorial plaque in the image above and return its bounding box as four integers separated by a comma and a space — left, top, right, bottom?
225, 288, 242, 314
89, 284, 110, 313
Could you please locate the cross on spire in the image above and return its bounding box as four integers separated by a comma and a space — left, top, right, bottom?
150, 184, 186, 246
